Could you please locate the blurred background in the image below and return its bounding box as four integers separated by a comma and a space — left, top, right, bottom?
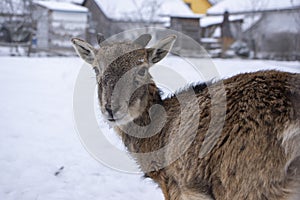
0, 1, 299, 200
1, 0, 299, 60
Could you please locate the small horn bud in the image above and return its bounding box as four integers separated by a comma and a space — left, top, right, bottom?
97, 33, 105, 46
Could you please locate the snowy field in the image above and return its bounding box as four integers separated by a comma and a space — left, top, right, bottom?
0, 56, 299, 200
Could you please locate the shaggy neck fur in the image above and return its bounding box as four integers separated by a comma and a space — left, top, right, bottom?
113, 82, 172, 171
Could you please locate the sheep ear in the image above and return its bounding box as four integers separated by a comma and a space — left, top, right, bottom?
71, 38, 96, 65
147, 35, 177, 64
133, 34, 152, 47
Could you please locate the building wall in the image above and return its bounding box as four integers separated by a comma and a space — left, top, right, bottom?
34, 5, 88, 52
49, 11, 88, 50
84, 0, 165, 45
183, 0, 211, 14
170, 17, 203, 56
171, 17, 201, 41
84, 0, 111, 44
34, 7, 49, 49
244, 9, 300, 60
52, 11, 87, 23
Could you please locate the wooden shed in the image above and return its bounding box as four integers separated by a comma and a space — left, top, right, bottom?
33, 1, 88, 54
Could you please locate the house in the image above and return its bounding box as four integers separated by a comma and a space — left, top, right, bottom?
183, 0, 211, 14
82, 0, 195, 44
183, 0, 224, 14
207, 0, 300, 60
33, 1, 88, 54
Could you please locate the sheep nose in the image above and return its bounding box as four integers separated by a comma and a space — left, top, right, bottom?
105, 104, 114, 119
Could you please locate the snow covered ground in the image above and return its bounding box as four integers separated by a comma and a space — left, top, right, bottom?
0, 56, 299, 200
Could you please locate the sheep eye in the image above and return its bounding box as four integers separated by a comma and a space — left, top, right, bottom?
137, 67, 147, 76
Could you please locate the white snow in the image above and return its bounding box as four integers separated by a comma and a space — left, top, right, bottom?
212, 27, 221, 37
200, 13, 262, 32
94, 0, 195, 21
200, 38, 220, 43
208, 0, 300, 15
0, 55, 299, 200
0, 56, 164, 200
35, 1, 88, 12
200, 14, 244, 27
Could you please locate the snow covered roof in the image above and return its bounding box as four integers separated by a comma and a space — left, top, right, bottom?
208, 0, 224, 5
207, 0, 300, 15
94, 0, 196, 22
169, 14, 203, 18
64, 0, 85, 4
35, 1, 88, 13
200, 14, 243, 27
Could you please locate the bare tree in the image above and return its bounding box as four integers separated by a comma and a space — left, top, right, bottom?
132, 0, 162, 27
0, 0, 34, 55
114, 0, 164, 41
121, 0, 163, 29
0, 0, 33, 25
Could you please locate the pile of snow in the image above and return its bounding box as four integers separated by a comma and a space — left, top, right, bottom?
94, 0, 195, 22
0, 57, 163, 200
35, 1, 88, 12
208, 0, 300, 15
0, 56, 299, 200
